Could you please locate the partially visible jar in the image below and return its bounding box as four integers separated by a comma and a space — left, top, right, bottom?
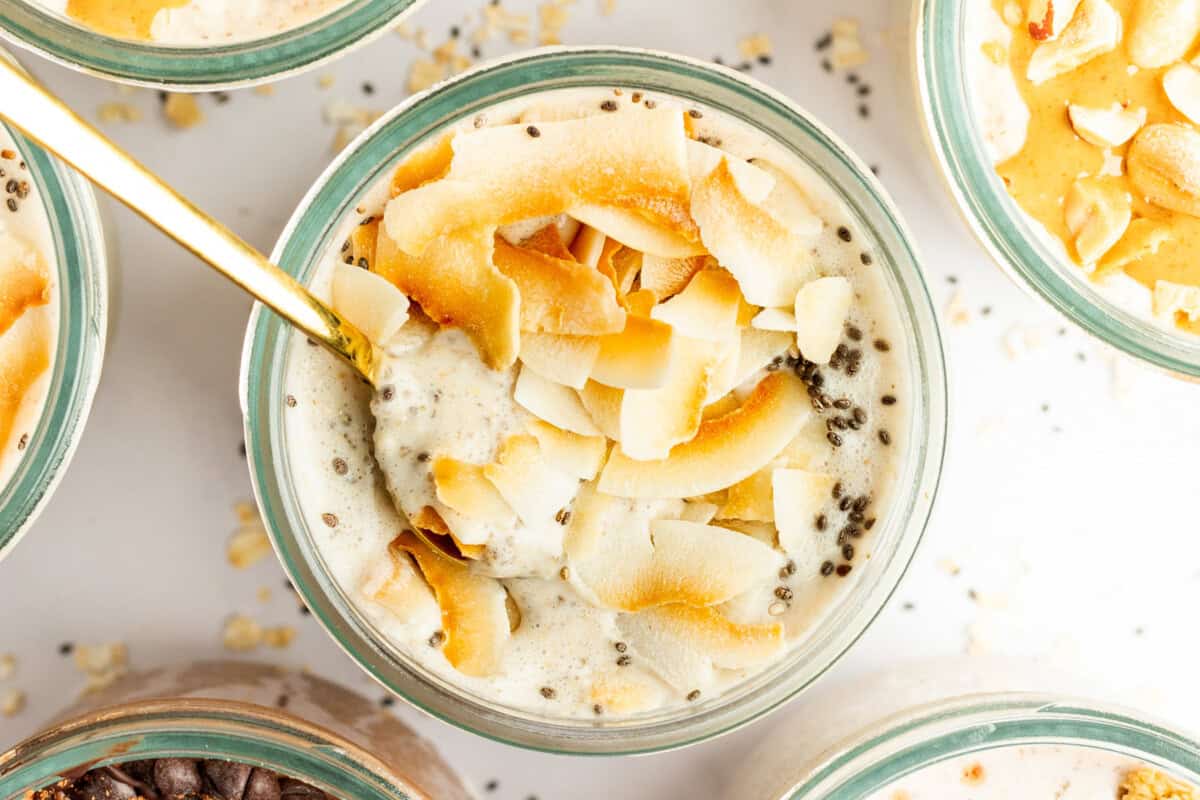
0, 661, 471, 800
724, 657, 1200, 799
0, 0, 426, 90
0, 49, 109, 563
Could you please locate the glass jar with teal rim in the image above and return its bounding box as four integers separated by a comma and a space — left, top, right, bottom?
0, 54, 108, 562
914, 0, 1200, 379
725, 658, 1200, 799
0, 0, 426, 90
0, 661, 472, 800
240, 46, 948, 754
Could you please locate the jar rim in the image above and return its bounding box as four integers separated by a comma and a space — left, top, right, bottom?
913, 0, 1200, 378
0, 0, 425, 90
240, 45, 949, 755
0, 111, 108, 560
782, 692, 1200, 798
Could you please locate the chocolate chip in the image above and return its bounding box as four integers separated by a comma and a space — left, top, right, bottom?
204, 761, 252, 800
243, 770, 281, 800
154, 760, 203, 798
79, 772, 136, 800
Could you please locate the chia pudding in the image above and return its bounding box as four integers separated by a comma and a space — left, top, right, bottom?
32, 0, 351, 44
968, 0, 1200, 335
0, 129, 56, 493
280, 88, 910, 719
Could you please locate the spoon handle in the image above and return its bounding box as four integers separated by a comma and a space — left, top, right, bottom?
0, 57, 378, 383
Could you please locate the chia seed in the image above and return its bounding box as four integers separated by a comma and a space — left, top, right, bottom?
837, 226, 852, 242
815, 514, 827, 531
526, 125, 541, 138
600, 100, 618, 112
878, 429, 892, 445
827, 432, 843, 447
774, 586, 793, 602
540, 686, 556, 699
687, 689, 701, 701
616, 655, 631, 667
428, 630, 445, 647
332, 457, 348, 475
860, 252, 873, 265
820, 560, 835, 576
836, 564, 853, 577
881, 394, 897, 405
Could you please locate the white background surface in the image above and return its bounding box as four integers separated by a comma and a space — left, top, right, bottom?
1, 1, 1198, 798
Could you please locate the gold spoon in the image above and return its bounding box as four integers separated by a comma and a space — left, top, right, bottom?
0, 59, 475, 563
0, 57, 381, 385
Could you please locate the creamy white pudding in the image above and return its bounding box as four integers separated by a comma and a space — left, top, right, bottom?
281, 88, 910, 718
0, 129, 57, 492
967, 0, 1200, 336
34, 0, 350, 44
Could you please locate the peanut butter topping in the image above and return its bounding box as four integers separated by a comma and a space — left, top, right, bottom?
991, 0, 1200, 333
1120, 766, 1197, 799
65, 0, 190, 40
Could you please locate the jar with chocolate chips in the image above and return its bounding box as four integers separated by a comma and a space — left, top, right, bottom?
0, 661, 470, 800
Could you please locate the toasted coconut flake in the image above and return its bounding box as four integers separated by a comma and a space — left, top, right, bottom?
650, 270, 742, 341
703, 334, 742, 403
525, 418, 607, 479
715, 519, 777, 547
589, 673, 666, 714
566, 489, 780, 611
392, 532, 511, 676
750, 158, 825, 239
616, 604, 783, 691
483, 434, 580, 525
571, 204, 706, 258
619, 336, 716, 461
640, 254, 709, 300
433, 457, 518, 532
623, 289, 657, 316
374, 225, 519, 369
687, 140, 775, 203
360, 545, 438, 621
493, 236, 626, 335
331, 262, 410, 346
691, 160, 814, 306
718, 469, 774, 521
410, 506, 486, 559
389, 132, 454, 197
514, 365, 602, 436
773, 468, 838, 569
517, 221, 577, 260
734, 329, 794, 388
0, 232, 50, 337
385, 109, 691, 254
591, 315, 676, 389
599, 242, 644, 296
569, 224, 607, 267
599, 373, 810, 498
702, 392, 742, 420
0, 312, 50, 451
577, 379, 624, 439
750, 307, 797, 332
794, 276, 853, 364
679, 501, 719, 524
519, 331, 600, 389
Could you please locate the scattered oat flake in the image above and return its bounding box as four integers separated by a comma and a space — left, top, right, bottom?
538, 1, 572, 45
945, 289, 971, 326
222, 615, 264, 652
253, 84, 276, 96
1003, 325, 1047, 359
408, 59, 448, 94
97, 102, 142, 124
738, 33, 773, 60
257, 586, 272, 603
74, 643, 129, 693
937, 557, 961, 576
228, 502, 271, 569
1, 688, 25, 717
394, 21, 414, 38
1120, 767, 1197, 799
0, 654, 14, 680
318, 74, 336, 90
263, 626, 298, 649
831, 18, 869, 69
163, 93, 203, 129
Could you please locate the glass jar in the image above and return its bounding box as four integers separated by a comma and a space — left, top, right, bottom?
0, 660, 471, 800
241, 46, 948, 754
0, 0, 425, 90
913, 0, 1200, 379
725, 657, 1200, 798
0, 74, 109, 562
